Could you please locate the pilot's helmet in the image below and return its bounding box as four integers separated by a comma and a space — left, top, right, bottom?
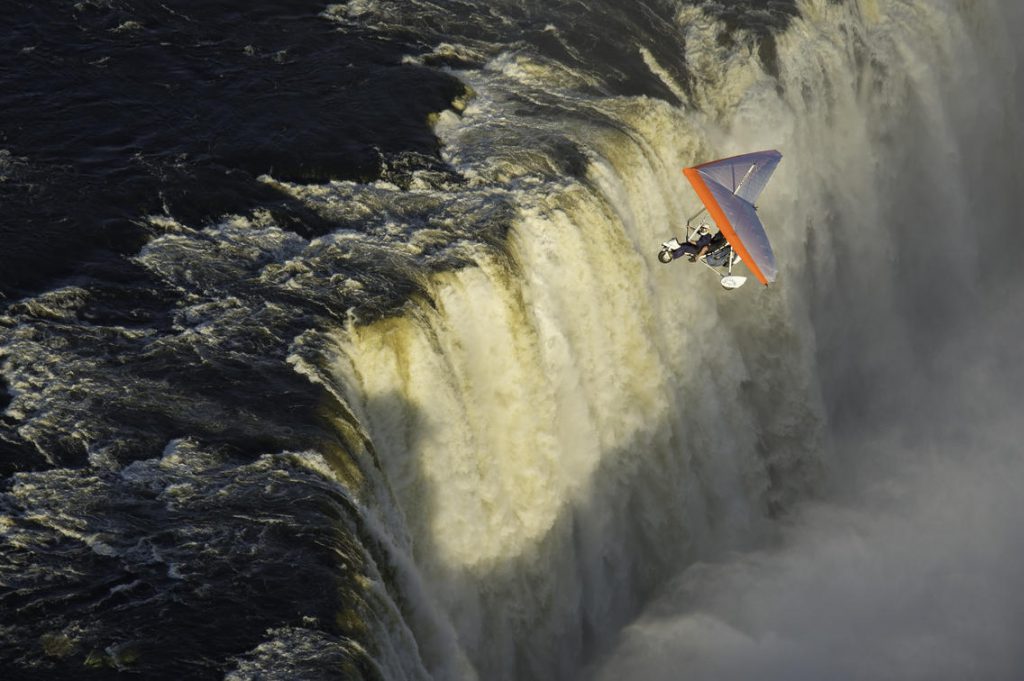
698, 224, 710, 235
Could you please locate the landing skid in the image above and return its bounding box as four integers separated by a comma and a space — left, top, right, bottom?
720, 274, 747, 289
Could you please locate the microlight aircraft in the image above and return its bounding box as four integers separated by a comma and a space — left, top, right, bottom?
659, 150, 782, 289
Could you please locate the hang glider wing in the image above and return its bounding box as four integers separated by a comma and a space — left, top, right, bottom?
682, 150, 782, 286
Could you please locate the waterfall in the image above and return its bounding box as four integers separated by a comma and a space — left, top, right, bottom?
588, 1, 1024, 678
314, 1, 1024, 679
2, 1, 1020, 678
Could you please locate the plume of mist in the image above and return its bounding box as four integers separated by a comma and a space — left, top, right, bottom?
590, 1, 1024, 679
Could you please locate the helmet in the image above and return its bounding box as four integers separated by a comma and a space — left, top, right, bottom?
698, 224, 710, 235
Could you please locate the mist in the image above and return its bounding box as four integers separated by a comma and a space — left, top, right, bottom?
589, 1, 1024, 678
590, 331, 1024, 680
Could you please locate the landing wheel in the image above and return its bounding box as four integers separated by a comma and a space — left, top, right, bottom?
658, 249, 673, 264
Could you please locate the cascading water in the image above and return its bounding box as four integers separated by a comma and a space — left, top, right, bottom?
586, 2, 1024, 679
313, 0, 1024, 678
1, 1, 1022, 679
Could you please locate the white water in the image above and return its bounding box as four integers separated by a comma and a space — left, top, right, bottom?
322, 1, 1024, 679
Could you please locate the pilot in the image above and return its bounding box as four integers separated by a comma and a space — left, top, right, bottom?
673, 224, 714, 262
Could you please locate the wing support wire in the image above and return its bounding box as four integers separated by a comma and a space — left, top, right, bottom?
684, 207, 708, 241
734, 163, 757, 196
